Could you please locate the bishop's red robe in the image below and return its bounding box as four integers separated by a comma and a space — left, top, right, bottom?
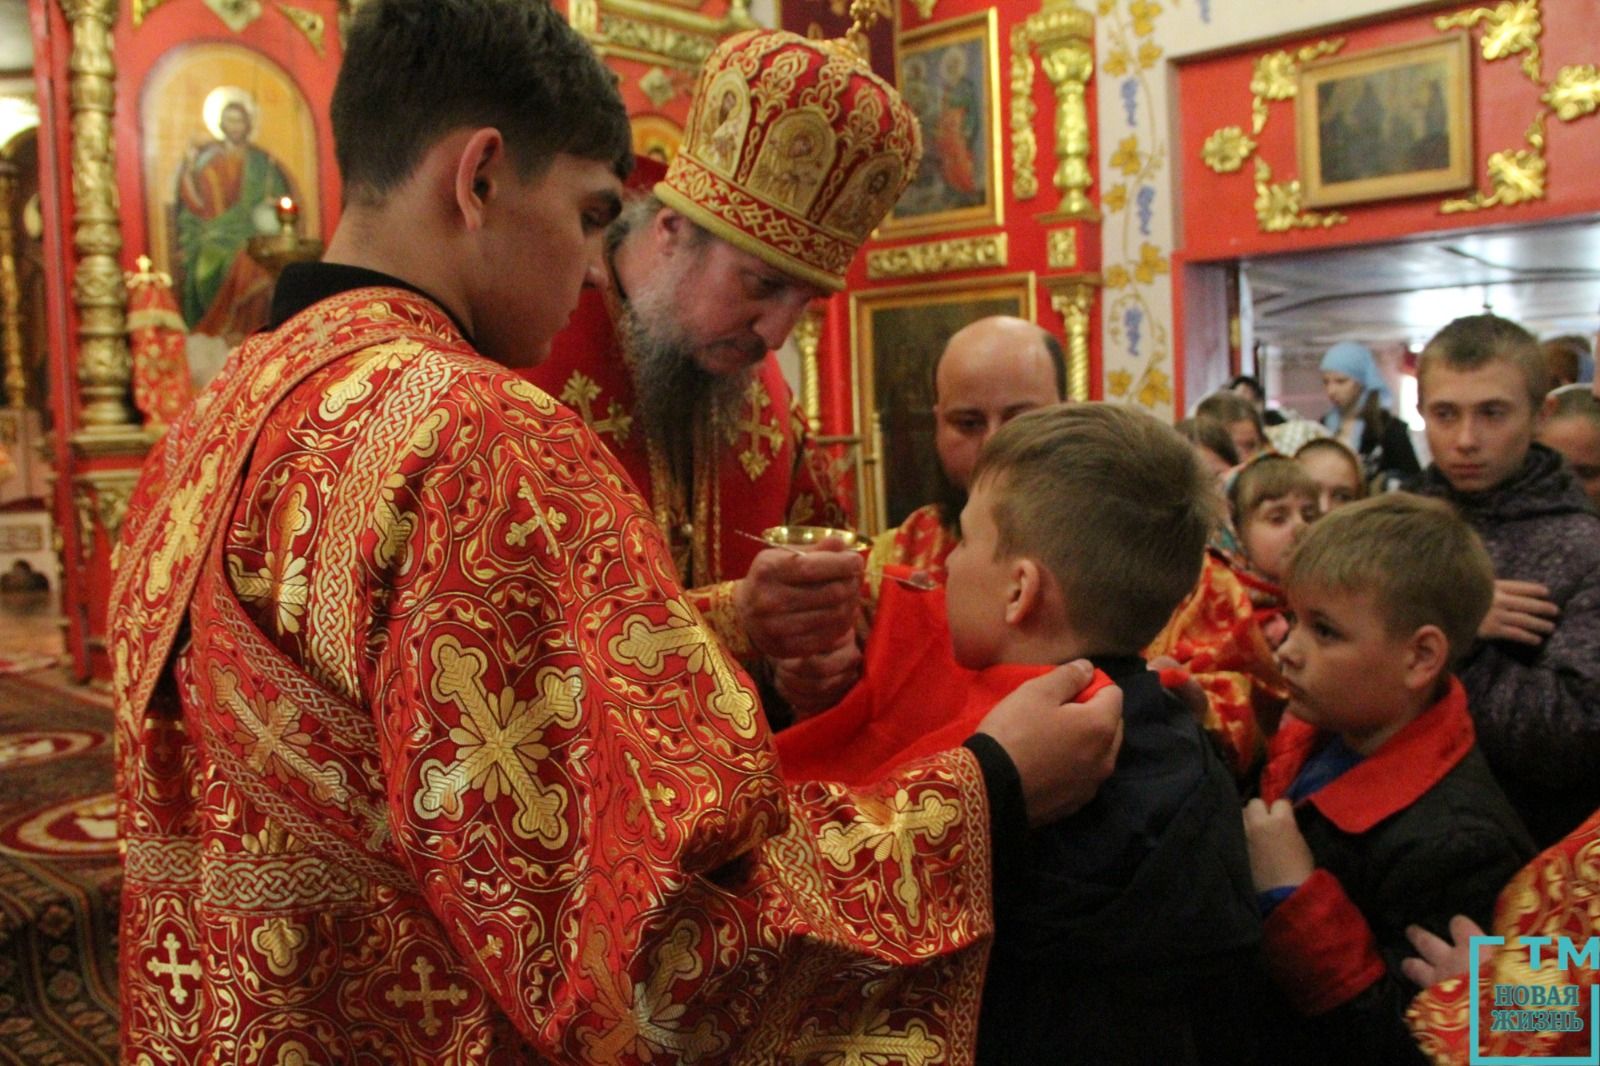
867, 503, 957, 586
111, 286, 995, 1064
526, 288, 851, 658
1407, 805, 1600, 1064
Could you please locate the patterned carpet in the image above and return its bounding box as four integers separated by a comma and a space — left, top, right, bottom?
0, 672, 119, 1064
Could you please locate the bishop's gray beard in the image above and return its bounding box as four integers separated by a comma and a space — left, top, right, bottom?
620, 299, 752, 462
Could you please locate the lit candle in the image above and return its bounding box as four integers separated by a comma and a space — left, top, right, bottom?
275, 196, 300, 232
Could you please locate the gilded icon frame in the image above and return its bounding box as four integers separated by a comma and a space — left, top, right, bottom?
851, 273, 1036, 532
1296, 34, 1474, 209
881, 8, 1004, 238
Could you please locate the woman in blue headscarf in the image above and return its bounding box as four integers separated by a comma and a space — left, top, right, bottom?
1319, 341, 1421, 486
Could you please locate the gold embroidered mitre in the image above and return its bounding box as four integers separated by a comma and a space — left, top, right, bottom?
655, 28, 922, 292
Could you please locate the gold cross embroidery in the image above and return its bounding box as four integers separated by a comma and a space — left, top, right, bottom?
215, 667, 345, 801
317, 339, 422, 421
505, 478, 566, 560
624, 750, 677, 842
146, 931, 201, 1005
228, 482, 312, 634
815, 789, 961, 925
722, 380, 785, 481
213, 667, 392, 851
250, 916, 309, 977
560, 371, 634, 443
606, 602, 757, 738
145, 450, 222, 600
414, 638, 582, 846
790, 1016, 944, 1065
578, 922, 729, 1062
384, 955, 468, 1038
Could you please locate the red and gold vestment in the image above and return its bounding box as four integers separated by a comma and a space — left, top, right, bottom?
1407, 806, 1600, 1064
867, 504, 958, 586
111, 287, 993, 1064
529, 288, 851, 656
1145, 551, 1288, 779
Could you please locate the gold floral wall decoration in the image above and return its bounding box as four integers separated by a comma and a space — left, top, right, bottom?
1247, 40, 1344, 134
1441, 115, 1545, 213
1095, 0, 1173, 414
1253, 157, 1347, 231
1543, 64, 1600, 120
1201, 126, 1254, 173
132, 0, 179, 27
1432, 0, 1600, 215
204, 0, 264, 33
1196, 37, 1348, 234
275, 3, 326, 54
1435, 0, 1541, 80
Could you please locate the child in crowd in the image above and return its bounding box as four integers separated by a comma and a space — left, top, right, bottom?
1295, 437, 1368, 515
1197, 390, 1270, 463
1222, 455, 1320, 657
1246, 494, 1534, 1065
1175, 414, 1240, 480
951, 404, 1262, 1065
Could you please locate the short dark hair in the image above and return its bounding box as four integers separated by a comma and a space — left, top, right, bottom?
974, 404, 1215, 654
1230, 374, 1265, 403
1541, 335, 1591, 388
331, 0, 632, 204
1175, 416, 1240, 467
1287, 493, 1493, 667
1042, 332, 1068, 401
1419, 314, 1548, 409
1195, 391, 1266, 439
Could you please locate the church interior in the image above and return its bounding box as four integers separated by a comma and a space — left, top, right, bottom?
0, 0, 1596, 1059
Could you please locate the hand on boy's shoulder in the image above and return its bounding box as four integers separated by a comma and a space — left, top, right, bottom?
1243, 798, 1315, 892
977, 660, 1123, 828
1478, 579, 1559, 646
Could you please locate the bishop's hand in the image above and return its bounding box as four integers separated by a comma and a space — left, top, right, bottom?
734, 539, 864, 659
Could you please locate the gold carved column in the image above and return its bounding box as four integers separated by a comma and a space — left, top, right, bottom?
1013, 0, 1098, 221
792, 305, 824, 434
0, 158, 24, 409
1043, 274, 1099, 402
62, 0, 141, 442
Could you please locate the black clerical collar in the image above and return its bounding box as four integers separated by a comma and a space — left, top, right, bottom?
1086, 654, 1150, 684
267, 261, 473, 341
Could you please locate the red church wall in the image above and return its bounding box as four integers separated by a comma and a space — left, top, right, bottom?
1175, 0, 1600, 266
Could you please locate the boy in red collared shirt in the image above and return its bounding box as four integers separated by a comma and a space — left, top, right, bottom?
1244, 494, 1534, 1064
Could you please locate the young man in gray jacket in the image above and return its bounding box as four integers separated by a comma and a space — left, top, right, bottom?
1416, 313, 1600, 846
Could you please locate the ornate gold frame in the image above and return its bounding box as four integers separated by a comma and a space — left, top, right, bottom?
568, 0, 757, 73
1296, 33, 1474, 210
849, 272, 1036, 532
881, 8, 1005, 238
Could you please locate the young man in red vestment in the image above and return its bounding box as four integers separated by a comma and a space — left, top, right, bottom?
109, 1, 1122, 1062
